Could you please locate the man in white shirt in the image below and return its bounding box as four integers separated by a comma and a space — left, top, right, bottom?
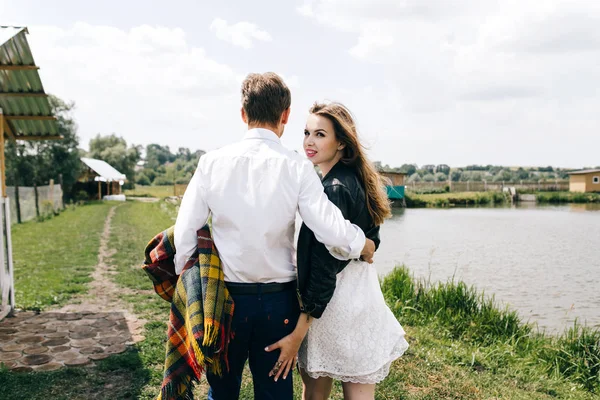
174, 72, 375, 400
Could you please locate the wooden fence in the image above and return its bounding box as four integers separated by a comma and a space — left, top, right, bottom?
405, 180, 569, 193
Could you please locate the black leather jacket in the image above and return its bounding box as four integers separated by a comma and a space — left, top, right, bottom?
296, 161, 380, 318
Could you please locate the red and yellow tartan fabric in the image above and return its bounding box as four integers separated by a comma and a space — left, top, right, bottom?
142, 225, 234, 400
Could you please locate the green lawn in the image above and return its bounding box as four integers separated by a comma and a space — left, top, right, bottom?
11, 202, 113, 310
1, 200, 598, 399
124, 185, 176, 199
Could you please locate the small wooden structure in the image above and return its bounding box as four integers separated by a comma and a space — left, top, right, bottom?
0, 27, 62, 319
568, 169, 600, 193
79, 158, 126, 199
379, 171, 406, 200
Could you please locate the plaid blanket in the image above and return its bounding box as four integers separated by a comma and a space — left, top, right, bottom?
143, 225, 235, 400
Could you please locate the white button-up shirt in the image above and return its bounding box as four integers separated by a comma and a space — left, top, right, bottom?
174, 128, 366, 283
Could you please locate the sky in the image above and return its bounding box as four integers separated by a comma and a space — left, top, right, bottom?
2, 0, 599, 168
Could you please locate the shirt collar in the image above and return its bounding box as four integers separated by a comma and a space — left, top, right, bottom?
243, 128, 281, 144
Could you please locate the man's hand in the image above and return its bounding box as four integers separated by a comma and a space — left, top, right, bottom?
360, 238, 376, 263
265, 331, 305, 381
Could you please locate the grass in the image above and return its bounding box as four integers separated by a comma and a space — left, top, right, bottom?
2, 201, 599, 399
382, 269, 527, 345
0, 200, 174, 400
536, 192, 600, 204
10, 201, 113, 310
104, 200, 177, 399
405, 192, 508, 208
381, 266, 600, 396
124, 185, 176, 199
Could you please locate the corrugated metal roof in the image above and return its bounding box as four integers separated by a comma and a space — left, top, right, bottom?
0, 26, 60, 140
568, 169, 600, 175
81, 158, 127, 182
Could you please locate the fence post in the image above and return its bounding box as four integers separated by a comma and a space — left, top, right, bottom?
59, 173, 65, 210
14, 183, 21, 224
467, 180, 470, 191
49, 179, 55, 213
33, 182, 40, 218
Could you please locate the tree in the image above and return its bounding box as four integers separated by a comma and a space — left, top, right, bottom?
422, 164, 435, 174
6, 95, 82, 201
88, 134, 141, 189
435, 164, 450, 174
408, 173, 421, 183
434, 172, 448, 182
451, 170, 462, 182
516, 168, 530, 180
470, 171, 484, 182
145, 144, 175, 169
423, 173, 435, 182
177, 147, 192, 162
398, 164, 417, 176
136, 172, 151, 186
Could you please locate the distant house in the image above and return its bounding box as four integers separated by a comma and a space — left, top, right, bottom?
77, 158, 127, 199
568, 169, 600, 193
379, 171, 406, 200
135, 160, 146, 172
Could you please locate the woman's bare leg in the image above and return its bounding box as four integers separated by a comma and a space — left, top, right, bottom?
300, 368, 334, 400
341, 382, 376, 400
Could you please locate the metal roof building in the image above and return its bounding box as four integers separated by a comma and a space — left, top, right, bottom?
1, 26, 61, 320
0, 26, 60, 141
81, 158, 127, 182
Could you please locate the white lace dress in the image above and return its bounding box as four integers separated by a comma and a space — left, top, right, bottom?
298, 259, 409, 384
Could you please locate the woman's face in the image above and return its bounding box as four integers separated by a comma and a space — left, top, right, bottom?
303, 114, 343, 167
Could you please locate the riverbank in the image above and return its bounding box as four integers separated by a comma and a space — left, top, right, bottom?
405, 190, 600, 207
405, 191, 508, 207
383, 267, 600, 395
536, 191, 600, 204
1, 200, 598, 399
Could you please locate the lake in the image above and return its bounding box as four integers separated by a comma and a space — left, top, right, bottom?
374, 203, 600, 333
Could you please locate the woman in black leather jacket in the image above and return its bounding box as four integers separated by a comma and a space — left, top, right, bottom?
265, 102, 409, 399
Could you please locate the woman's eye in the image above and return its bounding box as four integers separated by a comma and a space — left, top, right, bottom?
304, 130, 309, 136
317, 132, 325, 137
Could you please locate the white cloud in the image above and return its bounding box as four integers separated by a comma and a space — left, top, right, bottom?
297, 0, 600, 166
296, 1, 314, 17
26, 23, 245, 152
209, 18, 272, 49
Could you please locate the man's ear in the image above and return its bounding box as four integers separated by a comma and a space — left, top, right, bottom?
241, 107, 248, 124
281, 107, 291, 125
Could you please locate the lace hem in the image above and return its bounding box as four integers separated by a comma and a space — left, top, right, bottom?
300, 340, 409, 384
303, 360, 393, 384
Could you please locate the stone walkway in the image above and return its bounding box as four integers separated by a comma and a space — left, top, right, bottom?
0, 205, 146, 372
0, 310, 133, 372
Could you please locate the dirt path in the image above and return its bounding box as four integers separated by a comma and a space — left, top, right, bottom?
55, 205, 146, 340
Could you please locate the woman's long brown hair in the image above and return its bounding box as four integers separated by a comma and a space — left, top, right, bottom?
310, 102, 392, 225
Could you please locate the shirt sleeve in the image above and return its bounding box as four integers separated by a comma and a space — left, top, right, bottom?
174, 158, 210, 274
301, 184, 354, 318
297, 162, 365, 260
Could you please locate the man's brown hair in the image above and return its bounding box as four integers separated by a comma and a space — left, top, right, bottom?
241, 72, 291, 127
